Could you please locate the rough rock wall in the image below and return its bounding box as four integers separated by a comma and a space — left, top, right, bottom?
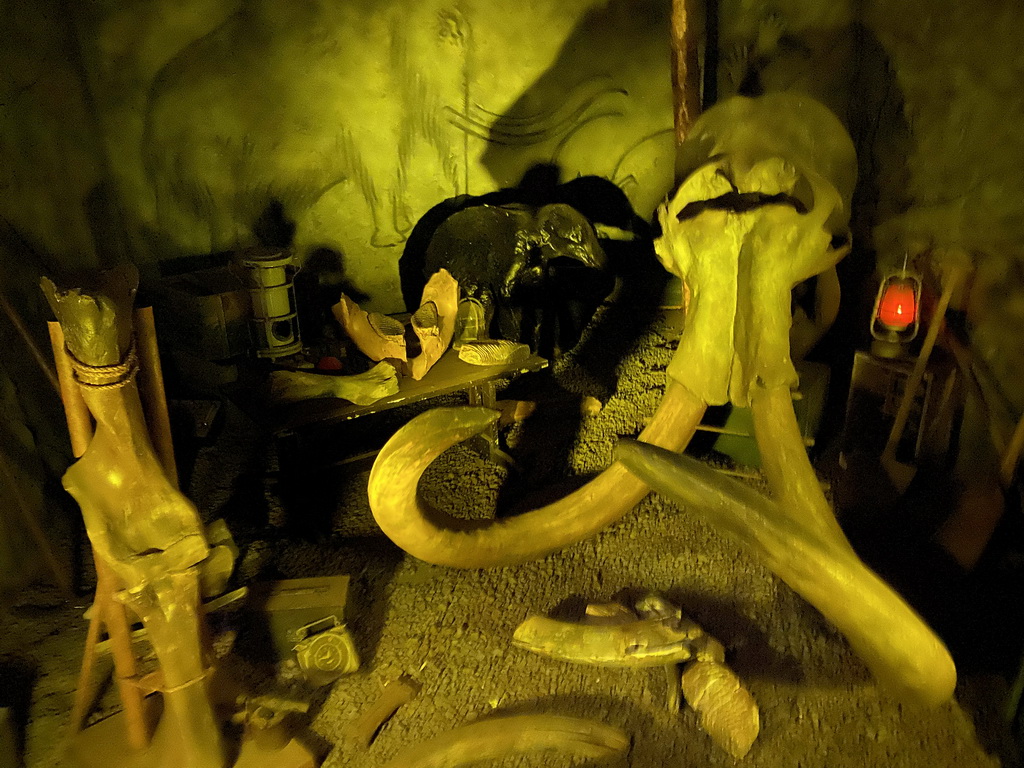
716, 0, 1024, 417
0, 0, 104, 264
21, 0, 677, 313
863, 0, 1024, 415
0, 0, 678, 595
0, 0, 95, 600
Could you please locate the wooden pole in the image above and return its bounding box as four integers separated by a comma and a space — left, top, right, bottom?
670, 0, 703, 147
134, 307, 179, 489
0, 450, 72, 597
1000, 410, 1024, 488
0, 288, 60, 394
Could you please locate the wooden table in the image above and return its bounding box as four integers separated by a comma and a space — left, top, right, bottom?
268, 349, 548, 438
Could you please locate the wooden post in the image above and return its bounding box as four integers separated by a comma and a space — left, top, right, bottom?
670, 0, 703, 147
134, 307, 179, 489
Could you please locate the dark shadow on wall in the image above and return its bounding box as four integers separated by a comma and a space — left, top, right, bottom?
83, 181, 134, 271
477, 0, 670, 192
253, 199, 296, 249
250, 198, 368, 348
294, 246, 369, 348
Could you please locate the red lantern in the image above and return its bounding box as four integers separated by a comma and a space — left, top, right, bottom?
876, 277, 918, 330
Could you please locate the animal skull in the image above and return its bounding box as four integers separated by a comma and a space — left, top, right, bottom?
655, 92, 856, 407
366, 94, 957, 707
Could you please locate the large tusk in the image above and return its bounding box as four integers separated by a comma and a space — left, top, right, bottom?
616, 384, 957, 708
377, 714, 630, 768
368, 379, 707, 568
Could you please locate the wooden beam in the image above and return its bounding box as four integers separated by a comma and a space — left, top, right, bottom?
670, 0, 703, 147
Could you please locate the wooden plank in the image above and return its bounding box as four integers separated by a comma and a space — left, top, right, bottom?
269, 350, 548, 435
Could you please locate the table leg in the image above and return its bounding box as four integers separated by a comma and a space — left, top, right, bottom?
466, 382, 516, 465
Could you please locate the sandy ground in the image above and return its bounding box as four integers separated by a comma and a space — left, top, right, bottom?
1, 302, 1020, 767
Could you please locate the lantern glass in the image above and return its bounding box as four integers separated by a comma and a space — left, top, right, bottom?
877, 277, 918, 331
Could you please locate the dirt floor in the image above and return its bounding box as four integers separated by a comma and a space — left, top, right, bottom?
2, 299, 1023, 767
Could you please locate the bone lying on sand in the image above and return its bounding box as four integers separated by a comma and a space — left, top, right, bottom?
376, 713, 630, 768
614, 438, 957, 708
513, 595, 757, 758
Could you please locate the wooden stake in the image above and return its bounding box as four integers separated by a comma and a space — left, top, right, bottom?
134, 307, 179, 489
1000, 409, 1024, 488
0, 449, 73, 597
670, 0, 702, 147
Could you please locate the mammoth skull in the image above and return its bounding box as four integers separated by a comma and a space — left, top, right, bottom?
421, 202, 613, 357
367, 94, 956, 708
656, 92, 856, 407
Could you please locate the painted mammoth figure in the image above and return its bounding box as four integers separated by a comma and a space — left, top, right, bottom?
143, 0, 470, 251
416, 202, 613, 357
369, 93, 956, 707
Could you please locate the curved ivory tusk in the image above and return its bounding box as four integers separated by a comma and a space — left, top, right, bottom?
368, 379, 707, 568
377, 714, 630, 768
616, 387, 957, 708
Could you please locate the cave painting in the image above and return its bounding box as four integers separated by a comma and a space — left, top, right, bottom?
125, 0, 677, 288
367, 93, 956, 708
143, 0, 473, 251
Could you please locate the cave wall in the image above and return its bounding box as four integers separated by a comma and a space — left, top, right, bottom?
716, 0, 1024, 416
2, 0, 1024, 596
0, 0, 681, 598
37, 0, 678, 313
863, 0, 1024, 415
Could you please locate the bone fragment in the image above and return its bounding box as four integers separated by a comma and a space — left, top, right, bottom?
663, 665, 683, 715
615, 436, 957, 707
583, 602, 637, 626
634, 593, 681, 623
333, 294, 407, 362
457, 339, 531, 367
406, 269, 459, 380
377, 714, 629, 768
345, 675, 421, 749
512, 614, 703, 667
199, 519, 237, 597
367, 380, 707, 568
411, 301, 439, 341
269, 361, 398, 405
681, 660, 760, 759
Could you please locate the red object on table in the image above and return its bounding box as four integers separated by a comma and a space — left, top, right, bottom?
317, 356, 343, 371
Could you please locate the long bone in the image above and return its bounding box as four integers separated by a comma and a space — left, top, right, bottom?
616, 435, 957, 709
368, 94, 851, 569
638, 93, 955, 706
43, 266, 226, 768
